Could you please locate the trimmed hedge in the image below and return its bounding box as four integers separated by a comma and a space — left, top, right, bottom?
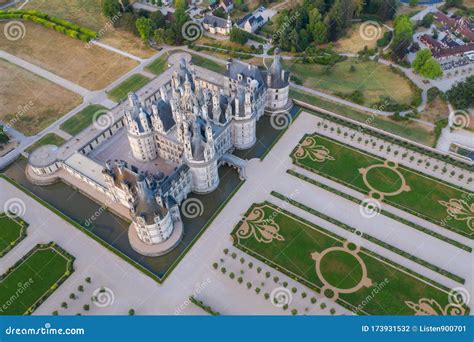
189, 296, 220, 315
286, 169, 472, 252
0, 242, 74, 315
0, 212, 29, 258
295, 102, 473, 172
0, 9, 97, 42
271, 190, 466, 284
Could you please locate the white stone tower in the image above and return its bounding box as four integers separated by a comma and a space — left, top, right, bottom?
124, 93, 158, 162
265, 48, 292, 113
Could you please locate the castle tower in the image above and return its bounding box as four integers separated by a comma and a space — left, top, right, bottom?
231, 86, 257, 150
265, 48, 292, 113
124, 93, 158, 162
184, 119, 220, 194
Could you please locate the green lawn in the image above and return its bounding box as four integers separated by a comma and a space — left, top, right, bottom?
0, 214, 28, 257
145, 54, 169, 76
0, 243, 74, 315
190, 54, 226, 75
25, 133, 65, 154
291, 133, 473, 238
285, 59, 416, 107
233, 203, 468, 315
290, 89, 435, 146
107, 74, 152, 102
60, 104, 107, 136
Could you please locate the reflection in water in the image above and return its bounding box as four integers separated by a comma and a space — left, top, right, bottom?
2, 106, 299, 279
4, 158, 241, 278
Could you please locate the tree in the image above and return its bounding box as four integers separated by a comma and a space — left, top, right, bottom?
0, 125, 9, 145
129, 309, 135, 315
419, 58, 442, 79
446, 76, 474, 109
230, 28, 248, 44
412, 49, 432, 71
390, 15, 413, 60
308, 8, 327, 44
413, 49, 442, 79
136, 17, 154, 42
409, 0, 418, 7
214, 7, 226, 19
102, 0, 121, 18
154, 28, 165, 44
174, 0, 187, 11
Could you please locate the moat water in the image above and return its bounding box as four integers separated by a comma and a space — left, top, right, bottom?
2, 106, 300, 279
4, 158, 241, 278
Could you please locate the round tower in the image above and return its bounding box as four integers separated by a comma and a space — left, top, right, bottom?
125, 93, 158, 162
265, 48, 292, 113
184, 119, 220, 193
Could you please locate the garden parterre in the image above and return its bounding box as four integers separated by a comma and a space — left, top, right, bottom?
291, 133, 474, 239
232, 202, 469, 315
0, 242, 74, 315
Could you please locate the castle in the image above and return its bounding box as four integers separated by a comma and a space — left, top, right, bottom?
27, 50, 292, 256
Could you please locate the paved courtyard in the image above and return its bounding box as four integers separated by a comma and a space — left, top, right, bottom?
0, 111, 472, 316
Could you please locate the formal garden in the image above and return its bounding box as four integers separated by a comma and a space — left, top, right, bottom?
231, 202, 469, 315
291, 133, 474, 239
0, 242, 74, 315
0, 213, 28, 257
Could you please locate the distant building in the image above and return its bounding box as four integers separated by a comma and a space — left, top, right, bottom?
434, 11, 474, 42
239, 13, 265, 33
220, 0, 234, 12
202, 15, 232, 35
421, 34, 474, 60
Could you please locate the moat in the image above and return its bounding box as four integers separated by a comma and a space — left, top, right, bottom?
1, 107, 300, 280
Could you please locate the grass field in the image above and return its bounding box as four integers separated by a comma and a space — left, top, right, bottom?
0, 22, 138, 91
26, 133, 65, 154
232, 203, 467, 315
285, 58, 416, 107
291, 133, 473, 238
0, 214, 27, 257
190, 54, 227, 75
60, 104, 108, 136
291, 89, 435, 146
0, 243, 74, 315
333, 23, 389, 54
23, 0, 155, 58
0, 59, 82, 136
145, 54, 169, 76
107, 74, 151, 102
